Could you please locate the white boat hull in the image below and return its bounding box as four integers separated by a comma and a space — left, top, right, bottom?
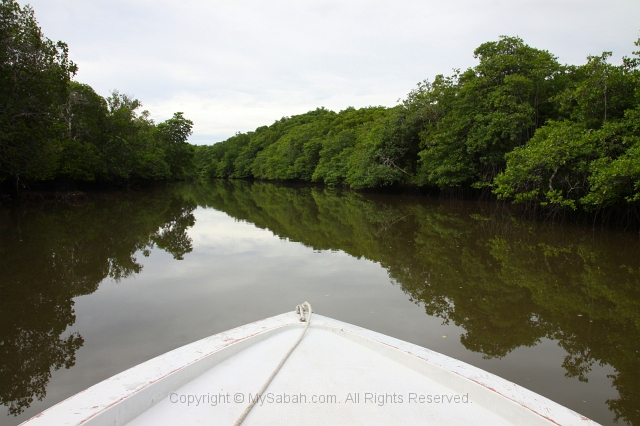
21, 312, 598, 425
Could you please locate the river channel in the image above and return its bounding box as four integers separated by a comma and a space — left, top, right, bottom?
1, 180, 639, 425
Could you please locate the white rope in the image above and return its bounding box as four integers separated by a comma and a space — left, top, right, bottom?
233, 302, 313, 426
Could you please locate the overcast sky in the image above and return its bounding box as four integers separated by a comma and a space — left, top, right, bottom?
25, 0, 640, 144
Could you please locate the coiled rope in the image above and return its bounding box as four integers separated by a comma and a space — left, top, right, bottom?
233, 302, 313, 426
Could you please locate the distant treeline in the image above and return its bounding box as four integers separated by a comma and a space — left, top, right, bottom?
0, 0, 195, 193
195, 36, 640, 217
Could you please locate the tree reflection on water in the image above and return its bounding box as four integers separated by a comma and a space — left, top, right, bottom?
0, 191, 195, 415
1, 181, 638, 424
188, 180, 640, 425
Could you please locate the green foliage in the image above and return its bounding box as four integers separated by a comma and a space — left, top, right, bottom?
251, 108, 333, 180
156, 112, 195, 180
418, 37, 564, 188
344, 115, 406, 189
0, 1, 196, 189
234, 125, 283, 178
57, 82, 107, 181
195, 106, 395, 188
493, 120, 593, 209
556, 52, 637, 129
494, 40, 640, 211
581, 111, 640, 207
217, 132, 251, 178
311, 106, 388, 186
0, 0, 76, 185
254, 117, 326, 179
101, 91, 174, 182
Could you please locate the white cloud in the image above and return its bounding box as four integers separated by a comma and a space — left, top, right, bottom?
26, 0, 640, 144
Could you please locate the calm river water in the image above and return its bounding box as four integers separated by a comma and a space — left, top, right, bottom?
1, 181, 639, 425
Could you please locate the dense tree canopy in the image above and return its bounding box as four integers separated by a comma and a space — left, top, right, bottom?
493, 47, 640, 213
195, 36, 640, 221
0, 0, 75, 187
0, 0, 194, 191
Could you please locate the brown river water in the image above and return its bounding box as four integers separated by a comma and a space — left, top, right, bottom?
1, 180, 639, 425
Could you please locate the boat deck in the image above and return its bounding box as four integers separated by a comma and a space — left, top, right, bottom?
129, 325, 510, 425
21, 313, 598, 425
